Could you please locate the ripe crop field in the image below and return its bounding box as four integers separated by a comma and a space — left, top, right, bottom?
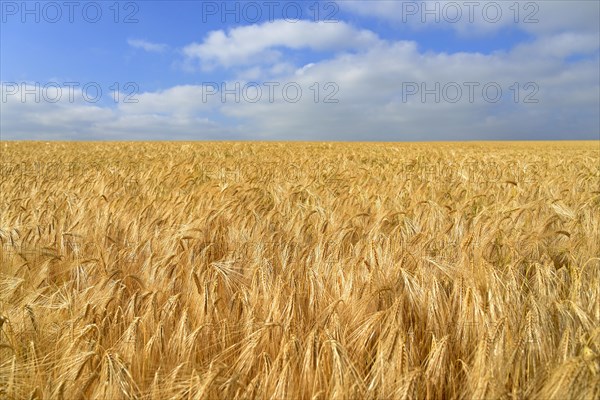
0, 141, 599, 399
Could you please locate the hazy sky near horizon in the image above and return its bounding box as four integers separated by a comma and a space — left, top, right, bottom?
1, 0, 599, 141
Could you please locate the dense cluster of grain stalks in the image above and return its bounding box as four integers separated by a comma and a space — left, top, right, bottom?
0, 141, 598, 399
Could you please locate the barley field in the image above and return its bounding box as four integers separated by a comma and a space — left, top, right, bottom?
0, 141, 598, 399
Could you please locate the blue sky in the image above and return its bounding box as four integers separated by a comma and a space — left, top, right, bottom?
1, 0, 599, 140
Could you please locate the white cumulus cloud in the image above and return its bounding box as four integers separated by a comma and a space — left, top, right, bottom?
182, 20, 380, 69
